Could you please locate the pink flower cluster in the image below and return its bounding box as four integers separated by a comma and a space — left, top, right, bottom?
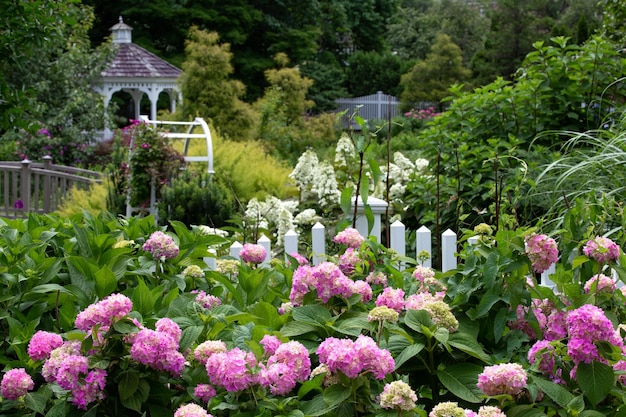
566, 304, 623, 368
477, 363, 527, 396
194, 290, 222, 309
338, 247, 361, 275
584, 273, 616, 294
194, 340, 227, 365
259, 340, 312, 395
28, 330, 64, 361
316, 335, 395, 379
583, 236, 620, 263
193, 384, 216, 403
205, 347, 258, 392
240, 243, 267, 264
143, 231, 179, 260
289, 262, 371, 305
465, 406, 507, 417
75, 293, 133, 333
41, 341, 106, 409
375, 287, 405, 312
527, 340, 561, 383
524, 233, 559, 273
1, 368, 34, 400
509, 299, 567, 341
130, 318, 185, 376
333, 227, 365, 249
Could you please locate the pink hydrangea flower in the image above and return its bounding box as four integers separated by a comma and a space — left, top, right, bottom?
316, 336, 394, 380
352, 280, 373, 302
366, 271, 388, 286
583, 236, 620, 263
528, 340, 561, 382
155, 318, 182, 347
75, 293, 133, 332
194, 384, 216, 403
130, 328, 184, 376
584, 273, 616, 293
477, 363, 527, 396
338, 247, 360, 275
258, 362, 297, 395
266, 341, 311, 381
375, 287, 405, 312
289, 265, 315, 306
354, 335, 395, 379
476, 406, 507, 417
240, 243, 267, 264
42, 341, 82, 383
1, 368, 34, 400
333, 227, 365, 249
311, 262, 355, 303
260, 335, 282, 356
143, 231, 179, 260
56, 354, 89, 390
72, 369, 107, 410
413, 265, 436, 282
205, 347, 258, 392
28, 330, 64, 361
194, 291, 222, 310
288, 252, 309, 266
174, 403, 213, 417
524, 233, 559, 273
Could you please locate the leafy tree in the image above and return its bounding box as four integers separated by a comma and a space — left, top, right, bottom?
399, 34, 471, 110
602, 0, 626, 45
178, 27, 258, 142
344, 51, 409, 97
0, 1, 112, 165
299, 53, 347, 114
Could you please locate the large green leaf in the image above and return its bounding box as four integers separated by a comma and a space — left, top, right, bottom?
24, 392, 47, 414
280, 321, 324, 337
179, 325, 204, 351
118, 370, 140, 400
323, 384, 352, 410
404, 309, 434, 333
437, 363, 484, 403
394, 342, 425, 370
531, 375, 575, 408
293, 304, 332, 325
506, 405, 548, 417
446, 332, 491, 363
94, 266, 117, 299
577, 361, 614, 406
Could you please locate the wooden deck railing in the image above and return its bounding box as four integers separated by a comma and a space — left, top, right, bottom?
0, 156, 102, 218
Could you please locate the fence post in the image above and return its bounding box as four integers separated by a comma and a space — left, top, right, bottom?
355, 196, 388, 242
441, 229, 457, 272
204, 248, 217, 270
284, 229, 298, 260
312, 222, 326, 266
42, 155, 53, 213
20, 159, 32, 214
416, 226, 432, 268
257, 235, 271, 265
390, 220, 406, 270
230, 241, 242, 259
541, 264, 556, 289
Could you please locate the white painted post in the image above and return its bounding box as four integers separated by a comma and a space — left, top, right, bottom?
230, 241, 242, 259
441, 229, 457, 272
390, 220, 406, 270
354, 196, 388, 242
312, 222, 326, 266
468, 236, 479, 246
284, 230, 298, 260
204, 248, 217, 270
416, 226, 432, 268
257, 235, 271, 264
540, 264, 556, 289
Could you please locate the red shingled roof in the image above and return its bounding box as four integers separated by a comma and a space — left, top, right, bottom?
101, 42, 181, 78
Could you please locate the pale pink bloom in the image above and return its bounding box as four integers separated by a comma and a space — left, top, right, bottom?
584, 273, 616, 293
375, 287, 405, 312
194, 384, 216, 403
240, 243, 267, 264
477, 363, 527, 396
75, 293, 133, 332
205, 348, 258, 392
260, 335, 282, 356
174, 403, 213, 417
1, 368, 34, 400
194, 340, 227, 365
352, 280, 373, 302
143, 231, 179, 260
583, 236, 620, 263
333, 227, 364, 248
379, 380, 417, 411
525, 233, 558, 273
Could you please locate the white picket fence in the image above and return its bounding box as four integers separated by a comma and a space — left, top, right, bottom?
335, 91, 400, 126
205, 196, 557, 287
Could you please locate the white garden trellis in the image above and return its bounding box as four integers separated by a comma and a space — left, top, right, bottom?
125, 117, 214, 222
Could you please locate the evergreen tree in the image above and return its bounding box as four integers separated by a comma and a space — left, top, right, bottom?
178, 27, 258, 142
400, 33, 471, 110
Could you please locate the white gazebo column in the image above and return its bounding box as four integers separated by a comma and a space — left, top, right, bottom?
354, 196, 388, 242
126, 89, 144, 120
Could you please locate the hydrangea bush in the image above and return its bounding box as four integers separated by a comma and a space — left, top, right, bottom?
2, 212, 626, 417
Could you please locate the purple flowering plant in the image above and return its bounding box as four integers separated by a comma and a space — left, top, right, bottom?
4, 212, 626, 417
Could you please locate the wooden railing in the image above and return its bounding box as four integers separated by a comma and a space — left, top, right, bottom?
0, 156, 102, 218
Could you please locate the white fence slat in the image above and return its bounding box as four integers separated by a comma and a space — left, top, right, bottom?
441, 229, 457, 272
390, 220, 406, 270
312, 222, 326, 266
230, 241, 242, 259
257, 235, 271, 265
284, 229, 298, 260
416, 226, 432, 268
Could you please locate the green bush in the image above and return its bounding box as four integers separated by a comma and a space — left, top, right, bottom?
157, 170, 236, 228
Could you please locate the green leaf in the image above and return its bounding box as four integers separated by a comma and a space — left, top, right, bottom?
404, 309, 434, 333
24, 392, 47, 414
293, 304, 331, 325
323, 384, 352, 409
118, 370, 140, 400
579, 411, 608, 417
531, 375, 575, 408
506, 405, 548, 417
394, 343, 425, 370
299, 394, 334, 416
179, 325, 203, 351
446, 332, 492, 363
474, 290, 502, 319
44, 400, 71, 417
120, 378, 150, 412
340, 188, 354, 216
28, 284, 71, 294
94, 266, 117, 299
437, 363, 484, 403
280, 321, 323, 337
576, 361, 614, 406
132, 279, 156, 317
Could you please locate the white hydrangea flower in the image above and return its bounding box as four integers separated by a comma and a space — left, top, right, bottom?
393, 152, 415, 171
334, 133, 355, 167
290, 150, 319, 198
311, 162, 341, 208
294, 208, 318, 225
415, 158, 429, 173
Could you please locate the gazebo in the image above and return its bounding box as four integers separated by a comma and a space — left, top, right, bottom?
92, 17, 182, 135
